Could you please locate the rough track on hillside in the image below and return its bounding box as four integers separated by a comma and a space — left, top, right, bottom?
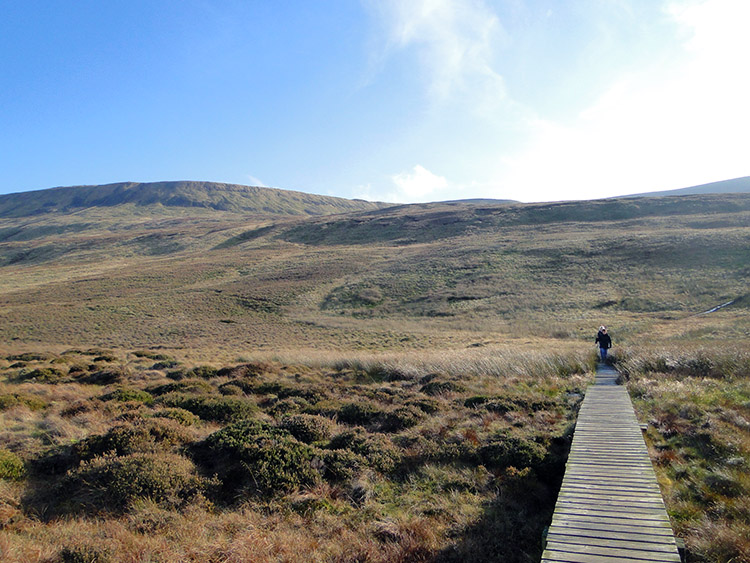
541, 364, 682, 563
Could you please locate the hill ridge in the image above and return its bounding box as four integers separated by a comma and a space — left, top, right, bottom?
0, 181, 390, 218
622, 175, 750, 198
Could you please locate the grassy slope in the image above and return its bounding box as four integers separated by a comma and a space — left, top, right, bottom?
0, 193, 747, 357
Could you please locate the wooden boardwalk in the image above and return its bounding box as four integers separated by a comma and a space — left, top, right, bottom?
541, 364, 682, 562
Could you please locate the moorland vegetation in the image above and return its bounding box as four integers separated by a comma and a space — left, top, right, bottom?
0, 183, 748, 561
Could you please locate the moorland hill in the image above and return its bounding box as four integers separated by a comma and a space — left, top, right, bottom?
0, 181, 391, 218
625, 175, 750, 198
0, 187, 747, 356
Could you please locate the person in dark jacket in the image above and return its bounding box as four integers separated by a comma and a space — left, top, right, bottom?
595, 326, 612, 362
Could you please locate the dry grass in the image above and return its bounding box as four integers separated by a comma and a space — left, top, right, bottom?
0, 347, 591, 562
618, 344, 750, 563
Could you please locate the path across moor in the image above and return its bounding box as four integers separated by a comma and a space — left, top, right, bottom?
541, 364, 682, 563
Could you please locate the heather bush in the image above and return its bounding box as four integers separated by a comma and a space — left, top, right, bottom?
216, 362, 270, 378
7, 352, 51, 362
59, 452, 208, 513
75, 367, 126, 385
59, 542, 112, 563
16, 367, 66, 383
100, 387, 154, 405
219, 383, 244, 396
328, 428, 402, 473
406, 397, 441, 414
280, 414, 334, 443
0, 392, 48, 411
150, 407, 200, 426
189, 365, 219, 378
197, 419, 320, 497
381, 405, 425, 432
268, 396, 311, 416
420, 380, 466, 396
152, 359, 179, 369
133, 351, 174, 361
0, 449, 25, 480
72, 418, 193, 463
148, 378, 215, 396
252, 381, 329, 403
319, 448, 367, 482
158, 392, 257, 422
337, 400, 385, 426
478, 435, 547, 470
218, 378, 256, 395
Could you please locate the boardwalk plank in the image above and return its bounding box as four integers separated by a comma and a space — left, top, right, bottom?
541, 364, 681, 563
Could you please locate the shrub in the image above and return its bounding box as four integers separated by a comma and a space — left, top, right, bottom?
93, 354, 118, 363
406, 397, 441, 414
280, 414, 334, 443
189, 365, 219, 379
328, 428, 402, 474
148, 379, 215, 396
703, 470, 744, 498
17, 367, 65, 383
0, 392, 48, 411
219, 384, 244, 396
478, 436, 547, 470
150, 407, 200, 426
7, 352, 51, 362
100, 387, 154, 405
133, 351, 174, 361
59, 543, 112, 563
60, 452, 207, 513
337, 401, 385, 426
73, 418, 193, 462
252, 382, 329, 403
465, 394, 558, 414
381, 405, 425, 432
218, 378, 257, 395
420, 380, 466, 396
152, 360, 179, 369
0, 449, 25, 480
158, 393, 257, 422
76, 368, 126, 385
216, 363, 269, 378
319, 449, 367, 482
197, 419, 320, 496
268, 396, 311, 416
365, 364, 413, 381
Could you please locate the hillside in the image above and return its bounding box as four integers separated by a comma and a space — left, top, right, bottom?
623, 175, 750, 198
0, 181, 390, 218
0, 191, 747, 355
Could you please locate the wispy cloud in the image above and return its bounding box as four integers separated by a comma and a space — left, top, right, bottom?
366, 0, 508, 111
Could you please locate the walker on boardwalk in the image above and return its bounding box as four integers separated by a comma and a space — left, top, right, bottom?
541, 363, 682, 562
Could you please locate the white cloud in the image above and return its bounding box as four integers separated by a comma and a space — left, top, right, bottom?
389, 165, 449, 202
367, 0, 508, 112
489, 0, 750, 202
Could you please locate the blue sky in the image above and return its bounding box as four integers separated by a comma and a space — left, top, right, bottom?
2, 0, 749, 203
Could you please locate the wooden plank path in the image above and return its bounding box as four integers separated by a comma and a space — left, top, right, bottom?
541, 364, 682, 562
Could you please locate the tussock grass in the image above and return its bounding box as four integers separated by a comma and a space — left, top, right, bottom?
619, 345, 750, 563
0, 347, 590, 562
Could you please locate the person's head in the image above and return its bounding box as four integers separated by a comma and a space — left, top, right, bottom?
599, 326, 607, 333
